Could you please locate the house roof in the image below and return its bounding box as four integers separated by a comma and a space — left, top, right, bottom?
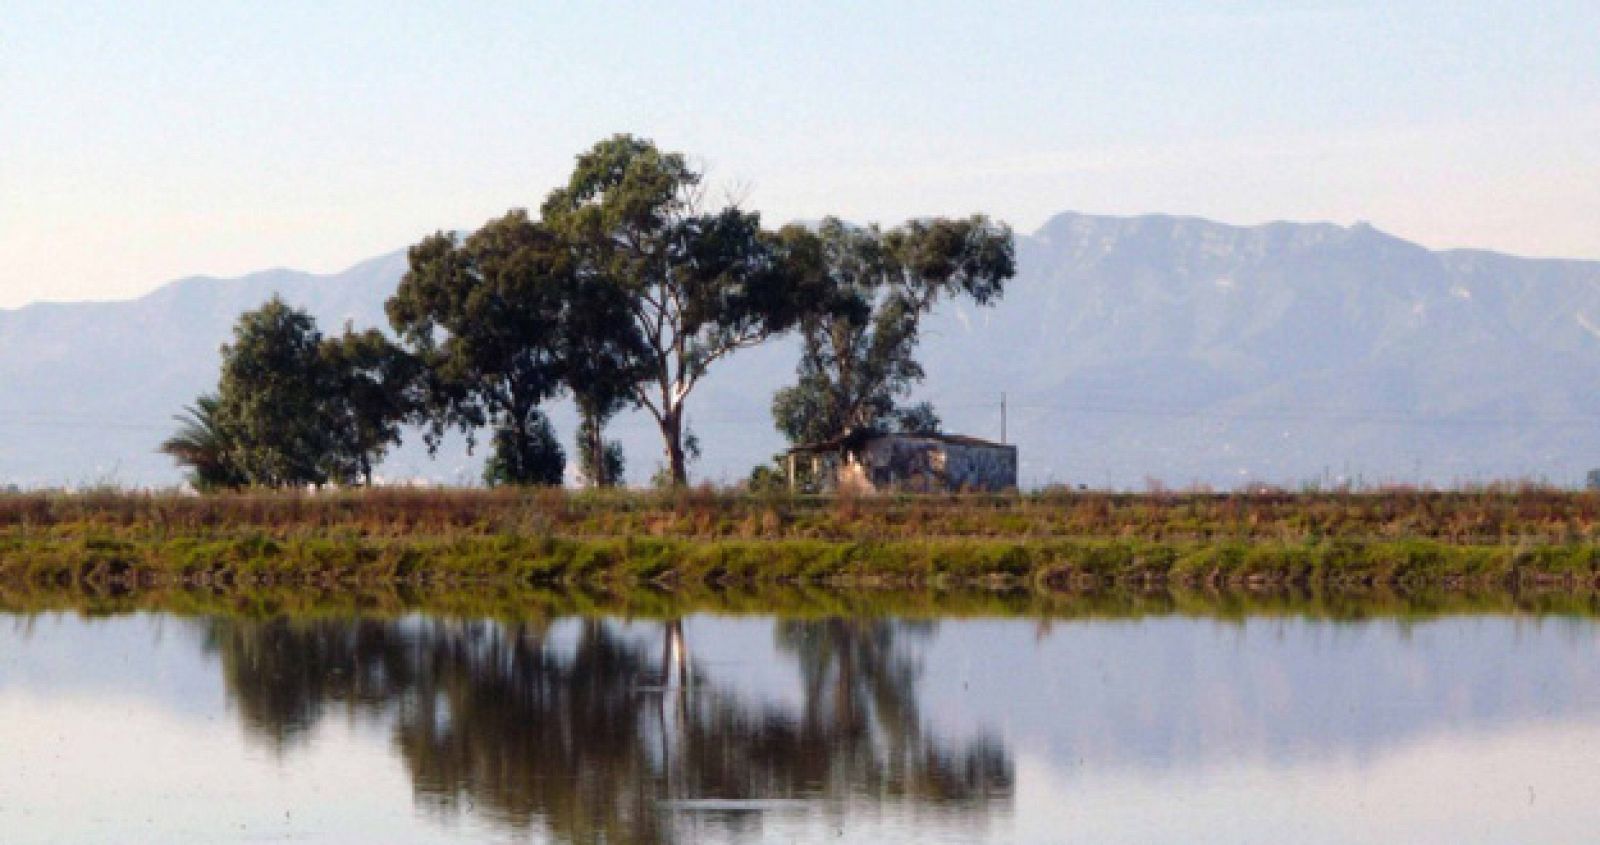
786, 428, 1013, 455
921, 432, 1014, 450
784, 428, 872, 455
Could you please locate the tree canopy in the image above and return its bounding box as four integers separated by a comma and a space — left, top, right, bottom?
387, 211, 575, 486
319, 325, 423, 485
173, 135, 1015, 489
771, 216, 1015, 447
555, 258, 651, 487
542, 134, 818, 485
163, 297, 416, 489
214, 297, 343, 486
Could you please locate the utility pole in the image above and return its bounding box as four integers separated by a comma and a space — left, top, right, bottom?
1001, 392, 1007, 444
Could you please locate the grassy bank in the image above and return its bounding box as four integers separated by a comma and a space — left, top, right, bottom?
7, 578, 1600, 625
5, 485, 1600, 541
6, 532, 1600, 591
5, 488, 1600, 591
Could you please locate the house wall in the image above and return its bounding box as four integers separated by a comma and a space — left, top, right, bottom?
803, 452, 875, 494
855, 437, 1017, 492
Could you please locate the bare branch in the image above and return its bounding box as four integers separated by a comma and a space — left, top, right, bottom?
721, 177, 754, 211
634, 387, 665, 425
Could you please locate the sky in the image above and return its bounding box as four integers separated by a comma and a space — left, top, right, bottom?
3, 0, 1599, 309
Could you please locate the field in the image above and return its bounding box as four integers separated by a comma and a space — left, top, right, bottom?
5, 487, 1600, 592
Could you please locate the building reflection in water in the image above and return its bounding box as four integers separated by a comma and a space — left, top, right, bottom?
202, 616, 1013, 843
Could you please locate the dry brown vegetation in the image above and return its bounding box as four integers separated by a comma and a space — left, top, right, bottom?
3, 485, 1600, 544
5, 487, 1600, 592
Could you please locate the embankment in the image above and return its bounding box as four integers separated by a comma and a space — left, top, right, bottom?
5, 533, 1600, 592
5, 488, 1600, 591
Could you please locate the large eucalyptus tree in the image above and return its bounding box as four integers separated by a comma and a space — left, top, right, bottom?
541, 134, 815, 485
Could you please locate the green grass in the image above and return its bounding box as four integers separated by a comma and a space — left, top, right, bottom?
7, 486, 1600, 544
7, 578, 1600, 625
3, 533, 1599, 591
5, 488, 1600, 592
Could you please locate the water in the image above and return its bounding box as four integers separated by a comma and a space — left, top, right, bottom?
3, 606, 1600, 843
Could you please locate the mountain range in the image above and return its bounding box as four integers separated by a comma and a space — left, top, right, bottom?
5, 211, 1600, 489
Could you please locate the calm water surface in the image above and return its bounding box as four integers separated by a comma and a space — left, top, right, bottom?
2, 608, 1599, 843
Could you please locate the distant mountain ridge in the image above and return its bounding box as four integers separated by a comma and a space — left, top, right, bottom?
5, 212, 1600, 489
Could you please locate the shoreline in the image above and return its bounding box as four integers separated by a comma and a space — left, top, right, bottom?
5, 572, 1600, 623
6, 533, 1600, 592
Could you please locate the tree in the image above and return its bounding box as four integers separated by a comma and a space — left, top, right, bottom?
557, 268, 649, 488
387, 211, 573, 486
213, 297, 341, 487
574, 414, 626, 488
770, 216, 1015, 446
541, 134, 813, 485
482, 411, 565, 487
184, 297, 415, 489
318, 326, 422, 486
158, 394, 247, 491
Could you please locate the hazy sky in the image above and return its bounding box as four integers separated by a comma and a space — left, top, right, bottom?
4, 1, 1598, 308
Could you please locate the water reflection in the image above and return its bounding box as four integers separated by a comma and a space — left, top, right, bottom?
202, 616, 1012, 843
10, 603, 1600, 842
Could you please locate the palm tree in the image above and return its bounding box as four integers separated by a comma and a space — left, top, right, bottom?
159, 394, 245, 491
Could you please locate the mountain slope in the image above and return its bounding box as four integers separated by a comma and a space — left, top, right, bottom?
0, 253, 407, 486
4, 213, 1600, 489
917, 213, 1600, 486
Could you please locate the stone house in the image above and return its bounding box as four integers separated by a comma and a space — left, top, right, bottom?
786, 429, 1018, 493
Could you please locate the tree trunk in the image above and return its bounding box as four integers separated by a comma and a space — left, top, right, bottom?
661, 409, 688, 486
589, 418, 606, 487
579, 405, 606, 488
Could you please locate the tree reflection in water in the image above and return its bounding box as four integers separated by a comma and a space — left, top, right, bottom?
203, 615, 1012, 843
